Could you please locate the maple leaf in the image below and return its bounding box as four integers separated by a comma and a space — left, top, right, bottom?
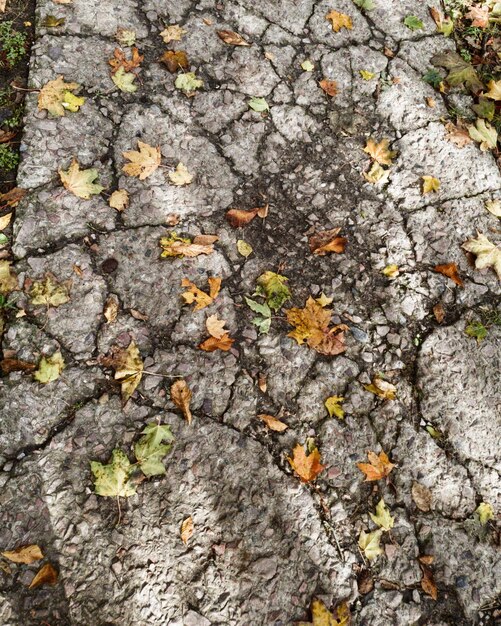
309, 227, 347, 255
462, 233, 501, 280
91, 448, 137, 497
181, 276, 221, 310
168, 162, 193, 186
364, 138, 396, 165
29, 273, 71, 307
412, 481, 432, 512
0, 187, 26, 211
181, 516, 194, 544
115, 28, 136, 47
160, 24, 186, 44
369, 498, 395, 531
226, 205, 268, 227
257, 413, 288, 432
109, 189, 129, 211
33, 350, 65, 384
360, 69, 375, 80
29, 563, 58, 589
434, 263, 463, 287
112, 67, 138, 92
465, 4, 489, 28
59, 159, 104, 199
286, 296, 348, 356
444, 121, 472, 148
468, 119, 498, 151
217, 30, 251, 46
364, 377, 397, 399
422, 175, 440, 194
297, 598, 350, 626
431, 51, 483, 92
109, 47, 143, 74
325, 395, 344, 419
133, 422, 173, 477
1, 544, 43, 564
357, 450, 395, 481
255, 271, 290, 311
175, 72, 203, 96
114, 341, 144, 404
359, 529, 383, 561
363, 162, 389, 185
160, 233, 216, 258
0, 260, 18, 293
319, 79, 339, 97
122, 141, 161, 180
325, 10, 353, 32
287, 442, 326, 483
171, 379, 193, 424
200, 315, 234, 351
484, 79, 501, 101
38, 76, 81, 117
159, 50, 189, 73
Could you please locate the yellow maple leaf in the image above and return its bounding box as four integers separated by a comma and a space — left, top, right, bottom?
29, 273, 71, 308
484, 79, 501, 101
358, 529, 383, 561
363, 138, 396, 166
357, 450, 395, 481
168, 162, 194, 186
0, 260, 18, 293
287, 442, 326, 483
325, 10, 353, 32
160, 24, 186, 43
109, 189, 129, 211
325, 395, 344, 419
122, 141, 161, 180
59, 159, 104, 199
104, 341, 144, 404
462, 233, 501, 281
181, 277, 221, 310
38, 76, 81, 117
369, 498, 395, 531
33, 350, 65, 384
422, 175, 440, 194
297, 598, 350, 626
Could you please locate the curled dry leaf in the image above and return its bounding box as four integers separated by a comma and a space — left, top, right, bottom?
364, 377, 397, 400
257, 414, 288, 432
160, 24, 186, 43
109, 47, 143, 74
433, 302, 445, 324
226, 205, 268, 227
0, 187, 26, 210
160, 233, 216, 258
181, 516, 194, 544
29, 273, 71, 308
59, 159, 104, 199
181, 277, 221, 310
1, 544, 43, 564
159, 50, 189, 73
412, 481, 432, 512
109, 189, 129, 212
444, 121, 472, 148
217, 30, 251, 46
434, 263, 463, 287
29, 563, 58, 589
205, 314, 227, 339
101, 341, 144, 404
319, 79, 338, 97
462, 233, 501, 281
171, 379, 193, 424
200, 315, 234, 352
465, 4, 489, 28
287, 442, 326, 483
419, 557, 438, 600
122, 141, 161, 180
103, 295, 119, 323
325, 10, 353, 32
0, 357, 36, 374
309, 227, 347, 255
357, 450, 395, 481
364, 138, 396, 165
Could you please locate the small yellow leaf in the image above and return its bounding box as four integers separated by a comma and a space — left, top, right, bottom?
181, 516, 194, 544
34, 350, 65, 384
107, 341, 144, 404
237, 239, 253, 257
360, 70, 375, 80
364, 138, 396, 166
257, 413, 288, 432
324, 395, 344, 419
422, 175, 440, 194
475, 502, 494, 525
181, 277, 221, 310
0, 212, 12, 231
109, 189, 129, 211
29, 273, 71, 308
1, 544, 43, 564
369, 498, 395, 531
358, 529, 383, 561
315, 292, 333, 307
38, 76, 80, 117
484, 79, 501, 101
325, 10, 353, 32
0, 260, 18, 293
168, 162, 193, 186
122, 141, 161, 180
462, 233, 501, 281
103, 296, 119, 323
364, 377, 397, 400
382, 264, 399, 279
363, 162, 389, 184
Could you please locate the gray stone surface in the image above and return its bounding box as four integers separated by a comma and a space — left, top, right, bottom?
1, 0, 500, 624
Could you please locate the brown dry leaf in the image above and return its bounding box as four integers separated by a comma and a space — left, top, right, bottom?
364, 377, 397, 400
217, 29, 251, 46
319, 79, 338, 97
199, 334, 234, 352
160, 234, 216, 258
419, 559, 438, 600
29, 563, 58, 588
102, 341, 144, 404
258, 372, 267, 392
325, 10, 353, 32
412, 481, 432, 512
426, 97, 436, 108
122, 141, 161, 180
0, 358, 36, 374
465, 4, 489, 28
171, 379, 193, 424
364, 138, 396, 165
0, 130, 16, 143
257, 413, 288, 432
433, 302, 445, 323
109, 189, 129, 212
180, 516, 194, 544
1, 544, 43, 564
206, 314, 227, 339
444, 122, 472, 148
159, 50, 189, 73
287, 442, 326, 483
0, 212, 12, 231
0, 187, 26, 211
38, 76, 80, 117
309, 227, 347, 255
130, 308, 148, 321
434, 263, 464, 287
226, 207, 260, 227
181, 277, 221, 310
286, 296, 348, 356
357, 450, 395, 481
160, 24, 186, 44
103, 296, 119, 323
166, 213, 180, 226
193, 234, 218, 245
109, 47, 143, 74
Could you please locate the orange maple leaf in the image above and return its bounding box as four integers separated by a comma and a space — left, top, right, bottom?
357, 450, 395, 481
434, 263, 463, 287
287, 443, 326, 483
286, 297, 348, 355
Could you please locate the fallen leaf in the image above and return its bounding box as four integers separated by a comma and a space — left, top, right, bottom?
168, 162, 193, 186
358, 529, 383, 561
369, 498, 395, 531
325, 395, 344, 419
34, 350, 65, 384
419, 558, 438, 600
0, 212, 12, 231
287, 442, 326, 483
160, 233, 215, 258
286, 296, 348, 355
485, 199, 501, 218
199, 334, 234, 352
108, 189, 129, 212
433, 302, 445, 323
462, 233, 501, 280
122, 141, 161, 180
325, 10, 353, 32
112, 66, 137, 92
484, 79, 501, 101
309, 227, 347, 255
412, 481, 432, 512
0, 187, 26, 210
301, 59, 315, 71
382, 264, 399, 279
357, 450, 395, 481
62, 91, 85, 112
475, 502, 494, 525
115, 28, 136, 47
217, 30, 251, 46
319, 79, 338, 97
91, 448, 137, 497
465, 4, 489, 28
160, 24, 186, 44
59, 159, 104, 199
103, 296, 119, 323
38, 76, 81, 117
363, 162, 389, 184
171, 379, 193, 424
403, 15, 424, 30
0, 260, 18, 293
181, 277, 221, 310
1, 544, 43, 564
159, 50, 189, 73
364, 138, 396, 165
175, 72, 203, 96
0, 130, 16, 143
42, 15, 65, 27
258, 373, 267, 392
225, 207, 262, 227
297, 598, 350, 626
316, 292, 333, 307
364, 377, 397, 400
29, 563, 58, 589
133, 422, 174, 477
444, 121, 472, 148
248, 96, 269, 112
181, 516, 194, 544
353, 0, 375, 9
434, 263, 463, 287
109, 47, 143, 74
256, 271, 290, 311
468, 118, 498, 151
426, 96, 436, 107
237, 239, 253, 257
429, 7, 454, 36
0, 357, 36, 374
206, 314, 227, 339
422, 175, 440, 194
360, 69, 375, 80
432, 51, 483, 93
29, 273, 71, 307
257, 413, 288, 432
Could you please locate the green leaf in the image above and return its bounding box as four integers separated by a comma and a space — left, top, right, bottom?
472, 98, 495, 122
437, 17, 454, 37
465, 320, 488, 342
404, 15, 424, 30
431, 51, 483, 92
468, 119, 498, 151
245, 297, 271, 318
62, 91, 85, 112
91, 449, 137, 498
134, 422, 174, 478
248, 97, 269, 113
175, 72, 203, 95
112, 67, 138, 93
422, 68, 443, 89
252, 316, 272, 334
0, 234, 8, 245
369, 498, 395, 531
353, 0, 375, 9
33, 350, 65, 384
255, 271, 290, 312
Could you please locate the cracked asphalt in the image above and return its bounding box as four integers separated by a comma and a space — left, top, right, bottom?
0, 0, 500, 624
